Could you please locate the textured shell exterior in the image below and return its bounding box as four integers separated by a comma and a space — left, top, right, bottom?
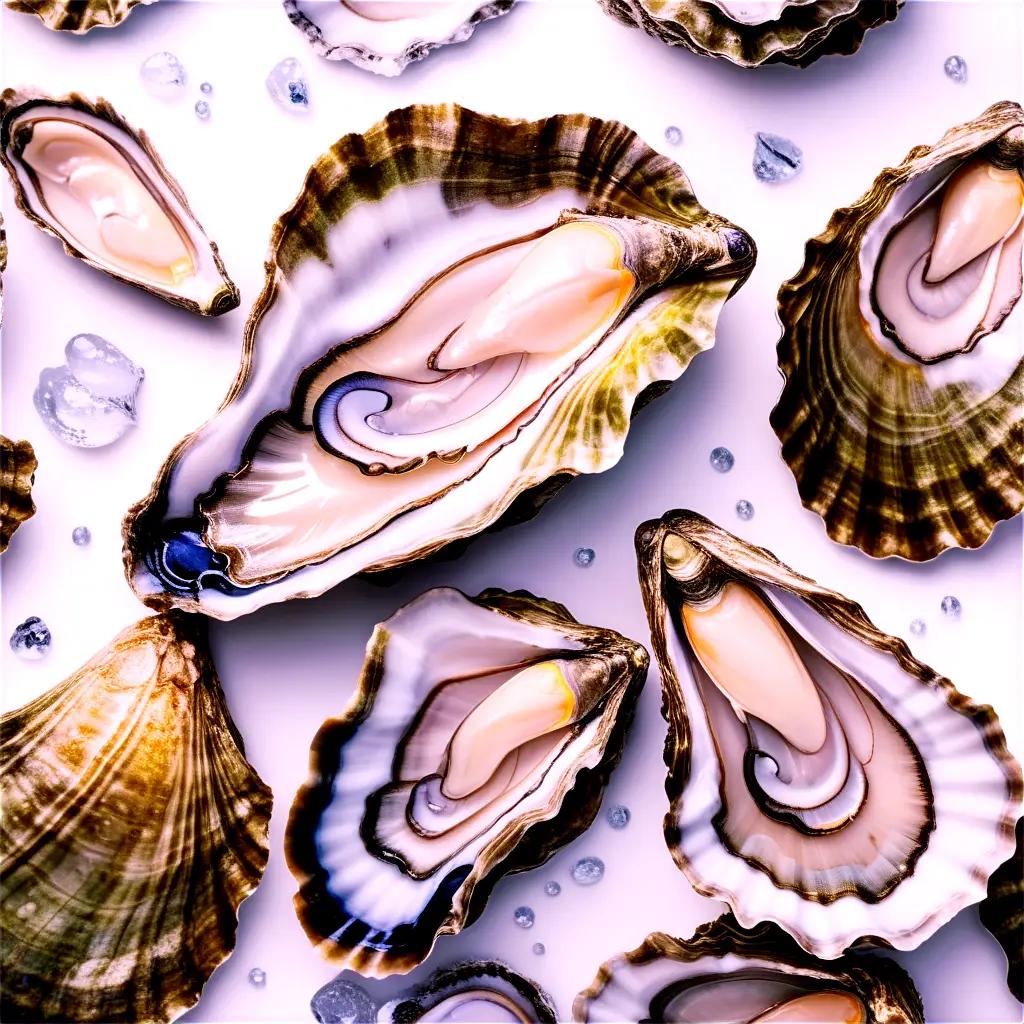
4, 0, 155, 32
572, 914, 924, 1023
123, 103, 754, 620
772, 101, 1024, 561
0, 88, 240, 316
980, 817, 1023, 1002
286, 587, 648, 977
635, 509, 1022, 959
0, 435, 36, 553
596, 0, 904, 68
283, 0, 517, 77
0, 613, 273, 1023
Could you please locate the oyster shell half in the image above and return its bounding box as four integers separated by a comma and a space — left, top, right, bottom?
572, 914, 923, 1023
0, 89, 239, 316
635, 510, 1021, 958
0, 436, 35, 553
1, 613, 272, 1023
286, 587, 648, 976
283, 1, 517, 77
773, 101, 1024, 560
4, 0, 155, 32
596, 0, 904, 68
124, 104, 754, 621
379, 960, 557, 1023
980, 817, 1023, 1003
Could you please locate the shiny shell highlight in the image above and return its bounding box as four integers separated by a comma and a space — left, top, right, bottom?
4, 0, 155, 32
0, 436, 36, 553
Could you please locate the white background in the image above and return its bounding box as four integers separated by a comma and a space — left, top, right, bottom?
1, 1, 1022, 1021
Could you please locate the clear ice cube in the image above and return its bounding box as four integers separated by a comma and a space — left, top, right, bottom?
267, 58, 310, 113
140, 52, 188, 98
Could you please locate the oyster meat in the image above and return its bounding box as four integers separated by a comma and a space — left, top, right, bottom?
124, 104, 754, 620
635, 510, 1022, 958
0, 435, 36, 553
283, 1, 517, 77
286, 587, 648, 975
4, 0, 155, 32
596, 0, 904, 68
1, 613, 272, 1023
773, 101, 1024, 560
573, 915, 923, 1023
379, 960, 557, 1022
980, 817, 1023, 1003
0, 89, 239, 316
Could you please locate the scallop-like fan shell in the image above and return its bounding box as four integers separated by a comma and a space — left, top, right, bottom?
635, 509, 1021, 958
4, 0, 155, 32
596, 0, 904, 68
0, 89, 239, 317
0, 435, 36, 553
286, 587, 648, 976
0, 613, 272, 1023
772, 101, 1024, 560
123, 103, 754, 621
980, 817, 1023, 1002
573, 914, 923, 1023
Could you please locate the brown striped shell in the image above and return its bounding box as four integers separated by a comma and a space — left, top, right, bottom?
596, 0, 904, 68
0, 613, 272, 1023
0, 436, 36, 553
980, 817, 1023, 1003
4, 0, 155, 32
772, 101, 1023, 561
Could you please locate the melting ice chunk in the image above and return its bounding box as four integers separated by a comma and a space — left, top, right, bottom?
34, 334, 143, 448
753, 132, 803, 183
267, 58, 310, 113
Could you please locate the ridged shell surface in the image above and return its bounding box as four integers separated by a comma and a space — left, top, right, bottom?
4, 0, 155, 32
0, 436, 36, 553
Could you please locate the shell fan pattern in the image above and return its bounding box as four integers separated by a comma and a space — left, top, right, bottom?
3, 0, 155, 33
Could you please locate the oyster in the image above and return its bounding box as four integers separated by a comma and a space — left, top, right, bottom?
283, 1, 517, 77
286, 587, 648, 976
0, 436, 36, 553
635, 509, 1022, 958
0, 89, 239, 316
3, 0, 155, 32
124, 104, 755, 620
980, 817, 1023, 1002
1, 613, 272, 1023
773, 101, 1024, 560
596, 0, 904, 68
379, 960, 557, 1022
572, 915, 923, 1023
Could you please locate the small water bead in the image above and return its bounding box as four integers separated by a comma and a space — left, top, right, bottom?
194, 100, 211, 121
909, 619, 927, 636
753, 132, 802, 183
72, 526, 92, 546
200, 81, 213, 94
140, 51, 187, 97
532, 942, 546, 956
543, 880, 561, 896
664, 125, 682, 146
310, 977, 376, 1024
513, 905, 535, 929
735, 499, 755, 521
267, 57, 311, 112
606, 804, 631, 829
571, 856, 605, 886
10, 617, 51, 660
940, 595, 962, 618
944, 55, 968, 83
574, 547, 596, 568
248, 968, 267, 987
709, 446, 734, 473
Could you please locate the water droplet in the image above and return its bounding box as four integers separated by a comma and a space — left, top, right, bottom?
664, 125, 682, 146
248, 967, 267, 987
571, 856, 605, 886
753, 132, 802, 183
940, 595, 962, 619
735, 499, 755, 521
543, 880, 561, 896
267, 57, 310, 112
140, 51, 187, 97
574, 546, 596, 568
200, 81, 213, 94
606, 804, 631, 829
34, 334, 144, 448
10, 617, 51, 660
72, 526, 92, 546
909, 619, 926, 636
311, 976, 376, 1024
709, 446, 734, 473
944, 55, 967, 83
194, 100, 211, 121
513, 905, 535, 929
532, 942, 546, 956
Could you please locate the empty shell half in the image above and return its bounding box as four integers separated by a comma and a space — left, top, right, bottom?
286, 587, 648, 976
0, 89, 239, 316
635, 509, 1021, 958
283, 1, 517, 76
1, 613, 272, 1023
773, 101, 1024, 560
596, 0, 904, 68
0, 436, 36, 553
980, 817, 1023, 1003
572, 915, 923, 1023
3, 0, 155, 32
123, 103, 754, 620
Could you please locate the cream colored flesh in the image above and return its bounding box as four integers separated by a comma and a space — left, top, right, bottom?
713, 1, 810, 25
681, 582, 827, 754
751, 991, 867, 1024
342, 1, 454, 20
20, 118, 195, 286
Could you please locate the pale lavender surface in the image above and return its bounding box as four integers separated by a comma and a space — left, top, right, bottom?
1, 2, 1022, 1022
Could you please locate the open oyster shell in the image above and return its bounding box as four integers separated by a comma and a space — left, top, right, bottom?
980, 817, 1023, 1003
596, 0, 904, 68
635, 510, 1021, 959
284, 1, 517, 77
773, 101, 1024, 560
573, 914, 923, 1023
379, 960, 557, 1022
3, 0, 155, 32
1, 613, 272, 1023
286, 587, 648, 976
0, 89, 239, 317
124, 104, 755, 621
0, 436, 36, 553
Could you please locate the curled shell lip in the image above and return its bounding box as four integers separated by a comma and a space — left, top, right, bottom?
4, 0, 156, 33
0, 435, 36, 553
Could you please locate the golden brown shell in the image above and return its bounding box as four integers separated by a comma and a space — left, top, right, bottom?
0, 435, 36, 553
4, 0, 155, 33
